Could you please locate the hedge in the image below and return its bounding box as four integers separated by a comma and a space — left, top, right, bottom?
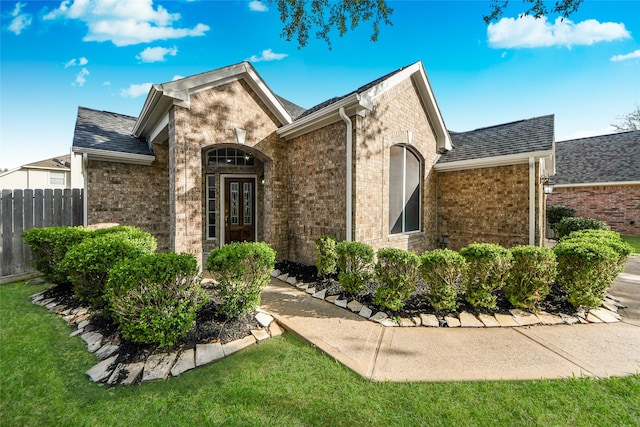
420, 249, 466, 312
374, 248, 420, 311
335, 241, 374, 296
459, 243, 513, 310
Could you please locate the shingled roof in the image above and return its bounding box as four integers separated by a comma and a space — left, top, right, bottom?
438, 115, 554, 164
25, 154, 71, 170
551, 130, 640, 185
73, 107, 152, 156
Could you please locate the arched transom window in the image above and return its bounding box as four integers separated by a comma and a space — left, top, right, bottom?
389, 145, 421, 234
207, 147, 255, 166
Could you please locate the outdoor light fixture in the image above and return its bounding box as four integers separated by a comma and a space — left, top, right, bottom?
541, 176, 554, 194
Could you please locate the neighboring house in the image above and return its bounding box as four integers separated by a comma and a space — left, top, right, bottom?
71, 61, 554, 266
547, 130, 640, 236
0, 155, 72, 190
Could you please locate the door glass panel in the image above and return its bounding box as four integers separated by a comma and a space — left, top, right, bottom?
230, 182, 239, 225
243, 182, 252, 225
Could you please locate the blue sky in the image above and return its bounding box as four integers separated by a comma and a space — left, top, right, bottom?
1, 0, 639, 170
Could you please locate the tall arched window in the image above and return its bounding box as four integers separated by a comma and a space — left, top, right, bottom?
389, 145, 421, 234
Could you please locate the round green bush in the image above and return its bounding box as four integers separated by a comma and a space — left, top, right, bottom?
315, 235, 338, 277
61, 234, 151, 309
92, 225, 157, 253
504, 246, 557, 311
420, 249, 466, 312
22, 226, 92, 285
546, 205, 576, 228
554, 217, 609, 239
335, 241, 374, 296
374, 248, 420, 311
553, 239, 619, 308
206, 242, 276, 319
459, 243, 513, 310
105, 252, 208, 348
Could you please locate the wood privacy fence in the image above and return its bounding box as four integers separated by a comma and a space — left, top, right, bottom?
1, 189, 84, 278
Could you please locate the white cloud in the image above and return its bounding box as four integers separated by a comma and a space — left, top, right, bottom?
8, 2, 33, 35
136, 46, 178, 63
120, 82, 153, 98
248, 1, 268, 12
74, 67, 89, 86
488, 16, 631, 49
64, 56, 88, 68
103, 81, 111, 86
246, 48, 288, 63
172, 75, 184, 81
610, 49, 640, 62
43, 0, 210, 46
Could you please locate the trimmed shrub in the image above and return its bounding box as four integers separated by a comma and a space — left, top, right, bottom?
504, 246, 557, 312
22, 226, 92, 285
61, 234, 150, 309
546, 205, 576, 229
560, 229, 633, 283
206, 242, 276, 319
105, 252, 208, 348
374, 248, 421, 311
315, 235, 338, 277
420, 249, 466, 312
554, 239, 619, 308
335, 241, 374, 296
92, 225, 157, 253
554, 216, 609, 240
460, 243, 513, 310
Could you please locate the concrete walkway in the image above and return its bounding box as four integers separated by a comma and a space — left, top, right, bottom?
261, 256, 640, 382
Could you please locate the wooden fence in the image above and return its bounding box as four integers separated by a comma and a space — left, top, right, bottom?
1, 189, 84, 278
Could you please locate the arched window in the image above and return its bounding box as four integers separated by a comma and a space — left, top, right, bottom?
389, 145, 421, 234
206, 147, 255, 166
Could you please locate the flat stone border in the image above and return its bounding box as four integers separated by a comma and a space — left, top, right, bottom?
272, 270, 625, 329
30, 288, 283, 386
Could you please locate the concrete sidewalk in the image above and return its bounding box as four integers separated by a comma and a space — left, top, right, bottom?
261, 256, 640, 382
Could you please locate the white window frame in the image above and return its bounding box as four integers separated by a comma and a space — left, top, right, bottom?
49, 170, 66, 186
389, 145, 422, 235
206, 174, 217, 240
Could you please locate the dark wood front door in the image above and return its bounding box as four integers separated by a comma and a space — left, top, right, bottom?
225, 177, 256, 243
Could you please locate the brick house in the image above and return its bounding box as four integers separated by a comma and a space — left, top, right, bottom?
547, 130, 640, 236
71, 61, 554, 266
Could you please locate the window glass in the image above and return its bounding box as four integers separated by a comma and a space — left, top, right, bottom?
206, 175, 217, 239
49, 171, 66, 186
388, 145, 421, 234
207, 147, 255, 166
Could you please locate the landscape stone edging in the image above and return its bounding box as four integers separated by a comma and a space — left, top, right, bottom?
29, 287, 283, 387
271, 270, 626, 328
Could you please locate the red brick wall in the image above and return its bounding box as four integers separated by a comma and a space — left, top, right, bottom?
547, 184, 640, 236
437, 164, 541, 250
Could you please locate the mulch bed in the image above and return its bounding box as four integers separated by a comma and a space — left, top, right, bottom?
275, 260, 577, 318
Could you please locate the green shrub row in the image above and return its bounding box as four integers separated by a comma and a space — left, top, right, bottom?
24, 226, 277, 347
317, 230, 632, 312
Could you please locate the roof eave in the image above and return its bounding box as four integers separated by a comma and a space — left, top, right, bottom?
553, 180, 640, 188
277, 93, 371, 140
72, 147, 155, 165
434, 150, 553, 172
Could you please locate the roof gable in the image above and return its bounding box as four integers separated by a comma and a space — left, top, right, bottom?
437, 115, 555, 166
278, 61, 452, 152
133, 62, 300, 140
552, 130, 640, 185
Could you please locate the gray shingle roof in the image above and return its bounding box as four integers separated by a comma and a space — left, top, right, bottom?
73, 107, 152, 156
438, 115, 554, 163
551, 130, 640, 185
297, 64, 414, 119
275, 95, 306, 120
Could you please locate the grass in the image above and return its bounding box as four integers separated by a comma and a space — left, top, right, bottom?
2, 282, 639, 427
622, 236, 640, 254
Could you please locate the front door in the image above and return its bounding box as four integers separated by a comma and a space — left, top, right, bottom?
224, 177, 256, 243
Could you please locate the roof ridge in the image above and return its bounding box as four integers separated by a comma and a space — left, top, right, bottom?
557, 128, 640, 144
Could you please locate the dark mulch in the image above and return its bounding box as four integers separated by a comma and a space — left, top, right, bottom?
275, 260, 577, 318
37, 284, 263, 365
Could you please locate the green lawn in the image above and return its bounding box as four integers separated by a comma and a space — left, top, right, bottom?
2, 282, 639, 427
623, 236, 640, 254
